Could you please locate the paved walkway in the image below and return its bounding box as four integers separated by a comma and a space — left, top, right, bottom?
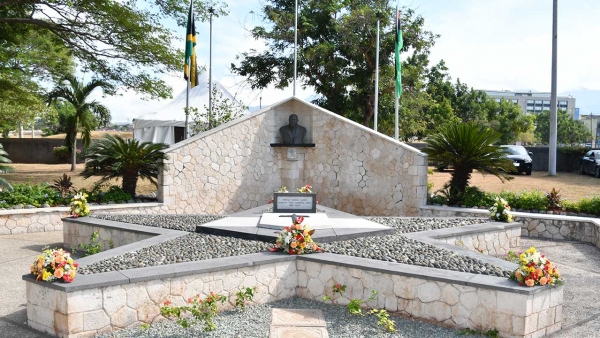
0, 232, 598, 338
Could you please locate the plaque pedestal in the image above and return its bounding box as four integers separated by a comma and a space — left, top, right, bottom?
273, 192, 317, 213
258, 212, 332, 230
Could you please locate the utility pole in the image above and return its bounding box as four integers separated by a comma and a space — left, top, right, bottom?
548, 0, 558, 176
374, 12, 381, 132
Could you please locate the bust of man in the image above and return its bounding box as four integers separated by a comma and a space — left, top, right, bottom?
279, 114, 307, 144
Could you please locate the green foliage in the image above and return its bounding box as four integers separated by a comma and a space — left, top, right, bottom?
461, 186, 495, 208
52, 146, 70, 159
1, 0, 228, 100
546, 188, 562, 209
535, 110, 592, 145
487, 99, 534, 145
98, 186, 132, 204
503, 251, 521, 264
0, 183, 64, 208
161, 292, 228, 331
47, 75, 110, 171
368, 308, 397, 333
53, 173, 75, 198
513, 190, 548, 211
347, 298, 365, 315
78, 230, 103, 257
561, 200, 580, 213
459, 328, 499, 338
139, 323, 150, 330
192, 83, 247, 134
234, 286, 257, 310
81, 135, 169, 196
423, 122, 514, 205
577, 197, 600, 216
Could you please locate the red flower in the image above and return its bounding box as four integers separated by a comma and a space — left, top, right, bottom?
296, 216, 304, 224
164, 300, 171, 306
187, 298, 192, 303
269, 247, 279, 252
73, 262, 79, 268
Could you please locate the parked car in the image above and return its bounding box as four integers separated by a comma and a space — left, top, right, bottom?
500, 145, 533, 175
579, 150, 600, 177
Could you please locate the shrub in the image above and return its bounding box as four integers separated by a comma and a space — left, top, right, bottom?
577, 197, 600, 216
53, 146, 70, 159
0, 183, 65, 208
512, 190, 548, 211
461, 186, 495, 207
99, 185, 132, 203
562, 200, 580, 213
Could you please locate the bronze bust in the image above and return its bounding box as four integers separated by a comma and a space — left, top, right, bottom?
279, 114, 307, 144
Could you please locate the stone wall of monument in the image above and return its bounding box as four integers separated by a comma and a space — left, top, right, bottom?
158, 98, 428, 216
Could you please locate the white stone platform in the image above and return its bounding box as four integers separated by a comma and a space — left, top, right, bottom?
259, 213, 333, 230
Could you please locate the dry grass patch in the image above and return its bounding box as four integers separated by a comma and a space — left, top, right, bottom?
428, 168, 600, 202
42, 131, 133, 139
3, 163, 157, 195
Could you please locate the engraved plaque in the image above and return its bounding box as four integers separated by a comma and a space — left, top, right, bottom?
273, 193, 317, 213
286, 148, 298, 160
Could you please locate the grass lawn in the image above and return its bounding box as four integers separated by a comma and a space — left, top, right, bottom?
3, 163, 157, 195
42, 130, 133, 139
428, 168, 600, 202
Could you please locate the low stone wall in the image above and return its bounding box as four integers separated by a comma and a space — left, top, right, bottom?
299, 255, 562, 338
64, 218, 157, 251
429, 223, 520, 256
0, 203, 163, 235
420, 205, 600, 249
24, 256, 297, 337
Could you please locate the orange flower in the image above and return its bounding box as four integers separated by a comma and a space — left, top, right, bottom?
515, 270, 522, 281
54, 268, 64, 279
295, 224, 303, 230
535, 268, 543, 276
525, 279, 535, 287
290, 242, 298, 248
539, 277, 548, 285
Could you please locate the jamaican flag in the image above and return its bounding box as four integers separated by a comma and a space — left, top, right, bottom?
184, 1, 198, 88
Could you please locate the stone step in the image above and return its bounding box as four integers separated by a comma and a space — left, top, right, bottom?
269, 308, 329, 338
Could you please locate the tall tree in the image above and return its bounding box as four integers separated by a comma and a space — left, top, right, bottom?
535, 110, 591, 146
192, 83, 247, 134
0, 0, 227, 100
231, 0, 439, 129
47, 75, 110, 171
487, 99, 534, 145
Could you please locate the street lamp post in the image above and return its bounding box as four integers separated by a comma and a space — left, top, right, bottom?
548, 0, 558, 176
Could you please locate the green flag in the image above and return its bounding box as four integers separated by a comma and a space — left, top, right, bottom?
184, 1, 198, 88
395, 6, 403, 98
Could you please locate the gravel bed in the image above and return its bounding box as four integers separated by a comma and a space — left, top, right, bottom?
79, 216, 508, 277
78, 233, 272, 274
320, 235, 510, 277
366, 217, 490, 234
95, 297, 481, 338
92, 214, 224, 232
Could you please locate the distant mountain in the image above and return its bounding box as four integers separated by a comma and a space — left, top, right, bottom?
560, 89, 600, 116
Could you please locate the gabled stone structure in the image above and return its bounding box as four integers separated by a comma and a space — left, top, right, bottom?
157, 97, 427, 216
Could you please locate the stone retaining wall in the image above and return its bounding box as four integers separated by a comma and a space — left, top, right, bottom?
298, 256, 562, 338
420, 205, 600, 249
437, 226, 520, 256
64, 219, 155, 251
24, 252, 562, 338
25, 259, 297, 337
0, 203, 163, 235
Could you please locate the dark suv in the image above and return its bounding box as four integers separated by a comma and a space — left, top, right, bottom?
500, 145, 533, 175
579, 150, 600, 178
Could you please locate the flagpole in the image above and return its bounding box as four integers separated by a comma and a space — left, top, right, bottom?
208, 7, 214, 129
374, 12, 381, 132
293, 0, 298, 96
184, 0, 193, 140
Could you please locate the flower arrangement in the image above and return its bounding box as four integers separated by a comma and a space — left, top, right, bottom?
297, 184, 312, 193
510, 246, 563, 287
489, 197, 514, 222
270, 215, 320, 254
30, 248, 78, 283
70, 192, 90, 217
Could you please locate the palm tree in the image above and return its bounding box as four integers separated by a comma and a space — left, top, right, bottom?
423, 122, 515, 205
0, 144, 13, 191
47, 75, 111, 171
81, 135, 169, 196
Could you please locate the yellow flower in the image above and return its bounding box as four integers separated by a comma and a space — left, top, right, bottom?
42, 270, 52, 281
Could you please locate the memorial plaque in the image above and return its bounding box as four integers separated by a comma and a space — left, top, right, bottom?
273, 192, 317, 213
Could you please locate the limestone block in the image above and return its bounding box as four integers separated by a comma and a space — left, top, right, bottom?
477, 289, 496, 311
425, 301, 452, 322
549, 286, 563, 307
68, 289, 102, 314
459, 292, 479, 310
469, 306, 492, 328
126, 285, 149, 309
496, 291, 533, 316
318, 265, 334, 283
491, 312, 513, 335
417, 282, 441, 303
555, 305, 563, 323
440, 285, 460, 306
146, 280, 170, 304
111, 306, 137, 328
524, 312, 539, 335
83, 310, 110, 331
27, 303, 55, 329
137, 302, 161, 323
532, 292, 549, 313
103, 286, 126, 314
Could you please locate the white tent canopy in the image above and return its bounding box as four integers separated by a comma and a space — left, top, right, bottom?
133, 72, 244, 145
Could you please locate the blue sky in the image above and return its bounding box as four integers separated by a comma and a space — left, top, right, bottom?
95, 0, 600, 123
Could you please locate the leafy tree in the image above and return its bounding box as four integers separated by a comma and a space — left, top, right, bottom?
0, 0, 227, 100
47, 75, 111, 171
232, 0, 439, 129
0, 143, 13, 191
487, 99, 534, 145
534, 110, 591, 146
423, 122, 514, 205
192, 84, 248, 134
81, 135, 169, 196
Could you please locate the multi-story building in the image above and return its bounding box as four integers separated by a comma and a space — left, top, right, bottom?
482, 90, 576, 117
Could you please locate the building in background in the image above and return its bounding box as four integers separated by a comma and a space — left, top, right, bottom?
482, 90, 576, 118
579, 114, 600, 148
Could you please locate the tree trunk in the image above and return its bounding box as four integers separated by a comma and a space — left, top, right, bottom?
448, 166, 472, 205
121, 169, 138, 197
70, 115, 78, 172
